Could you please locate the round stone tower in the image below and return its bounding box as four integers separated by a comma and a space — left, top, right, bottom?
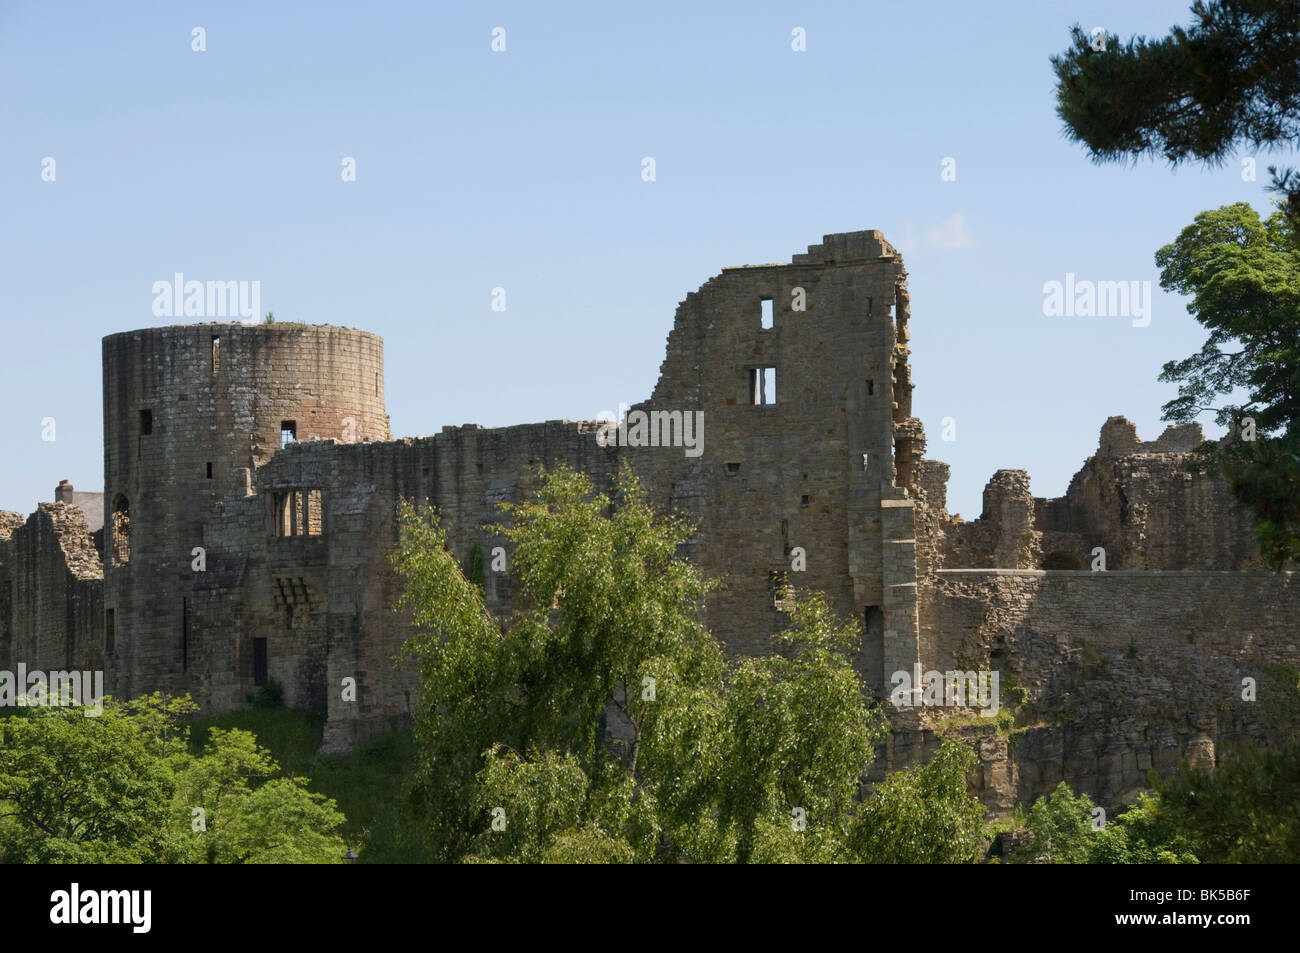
101, 323, 389, 699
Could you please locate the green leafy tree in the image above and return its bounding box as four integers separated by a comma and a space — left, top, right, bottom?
0, 697, 181, 863
1007, 783, 1200, 864
1102, 793, 1201, 865
701, 598, 884, 863
1154, 202, 1300, 566
206, 778, 348, 864
172, 726, 347, 864
393, 463, 724, 862
849, 739, 986, 864
1051, 3, 1300, 565
0, 694, 347, 864
1151, 741, 1300, 862
1007, 782, 1104, 864
393, 462, 985, 863
1051, 1, 1300, 217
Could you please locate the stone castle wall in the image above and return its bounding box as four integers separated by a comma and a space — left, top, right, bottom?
910, 569, 1298, 809
0, 512, 29, 673
3, 231, 1295, 820
5, 503, 103, 674
14, 232, 920, 755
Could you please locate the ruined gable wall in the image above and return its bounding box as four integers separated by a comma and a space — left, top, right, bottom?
639, 232, 914, 692
8, 503, 104, 674
1037, 417, 1263, 570
0, 511, 27, 670
919, 416, 1265, 573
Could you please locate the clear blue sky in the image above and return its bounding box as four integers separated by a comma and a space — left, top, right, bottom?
2, 0, 1292, 519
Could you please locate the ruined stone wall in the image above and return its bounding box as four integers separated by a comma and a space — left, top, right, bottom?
936, 469, 1042, 570
231, 232, 919, 749
6, 227, 1287, 817
920, 416, 1265, 573
244, 421, 623, 753
0, 512, 27, 671
638, 231, 913, 686
54, 481, 104, 533
914, 569, 1299, 808
7, 503, 104, 674
123, 232, 922, 749
1036, 417, 1263, 571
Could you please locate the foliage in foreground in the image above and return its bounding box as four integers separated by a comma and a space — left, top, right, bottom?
1051, 1, 1300, 223
0, 694, 347, 863
393, 462, 987, 863
1154, 202, 1300, 567
1007, 738, 1300, 864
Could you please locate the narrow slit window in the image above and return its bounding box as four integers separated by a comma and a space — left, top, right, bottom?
760, 298, 774, 330
211, 335, 220, 373
866, 379, 874, 396
206, 462, 213, 479
280, 421, 296, 448
105, 609, 115, 654
750, 367, 777, 405
273, 491, 288, 536
769, 570, 795, 612
306, 489, 323, 535
111, 495, 131, 565
139, 409, 153, 435
253, 637, 268, 685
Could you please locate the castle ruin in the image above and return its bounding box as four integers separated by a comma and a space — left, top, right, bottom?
2, 230, 1295, 810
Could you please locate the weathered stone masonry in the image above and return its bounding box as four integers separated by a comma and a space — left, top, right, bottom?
2, 230, 1294, 813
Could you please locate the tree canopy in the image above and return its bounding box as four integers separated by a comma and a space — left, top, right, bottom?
1051, 1, 1300, 217
392, 462, 987, 863
1155, 201, 1300, 565
1052, 3, 1300, 565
